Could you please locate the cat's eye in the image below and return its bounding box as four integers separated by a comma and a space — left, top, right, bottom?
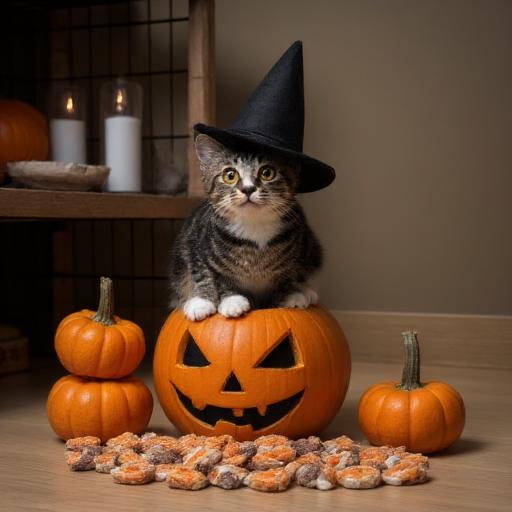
222, 167, 239, 185
259, 165, 277, 181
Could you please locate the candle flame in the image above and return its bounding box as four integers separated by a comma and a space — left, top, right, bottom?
66, 95, 74, 114
115, 89, 125, 113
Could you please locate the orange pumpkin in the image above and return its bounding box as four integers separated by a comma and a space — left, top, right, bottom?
358, 331, 465, 453
47, 374, 153, 442
0, 99, 49, 170
55, 277, 145, 379
153, 306, 351, 441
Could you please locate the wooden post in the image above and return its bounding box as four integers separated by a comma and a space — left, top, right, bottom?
187, 0, 215, 197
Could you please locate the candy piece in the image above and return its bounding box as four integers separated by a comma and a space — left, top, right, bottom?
117, 449, 145, 465
239, 441, 258, 457
143, 444, 181, 465
251, 445, 296, 470
111, 461, 155, 485
244, 468, 291, 492
183, 446, 223, 474
208, 464, 249, 489
336, 465, 381, 489
106, 432, 141, 453
166, 466, 209, 490
141, 435, 180, 453
177, 434, 206, 456
384, 455, 402, 468
323, 436, 358, 453
285, 453, 322, 479
140, 432, 158, 442
316, 466, 337, 491
204, 435, 235, 450
400, 453, 429, 468
223, 454, 249, 467
296, 464, 337, 490
155, 463, 179, 482
254, 435, 289, 449
66, 447, 97, 471
322, 450, 359, 470
359, 447, 390, 470
222, 441, 257, 459
292, 436, 324, 456
65, 436, 101, 452
94, 452, 118, 473
296, 464, 321, 488
382, 462, 428, 486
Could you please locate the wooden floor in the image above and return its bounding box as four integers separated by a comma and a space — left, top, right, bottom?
1, 359, 511, 512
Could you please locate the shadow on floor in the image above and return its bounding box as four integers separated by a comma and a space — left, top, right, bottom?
434, 437, 488, 457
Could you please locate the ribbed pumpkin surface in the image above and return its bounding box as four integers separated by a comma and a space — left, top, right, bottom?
47, 374, 153, 442
0, 99, 49, 168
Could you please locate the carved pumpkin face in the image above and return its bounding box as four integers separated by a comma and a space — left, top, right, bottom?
153, 307, 351, 441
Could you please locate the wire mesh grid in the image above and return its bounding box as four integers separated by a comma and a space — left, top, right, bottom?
46, 0, 190, 193
0, 0, 193, 358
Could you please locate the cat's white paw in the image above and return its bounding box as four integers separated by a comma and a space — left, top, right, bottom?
279, 287, 318, 309
183, 297, 217, 321
302, 286, 319, 306
218, 295, 251, 318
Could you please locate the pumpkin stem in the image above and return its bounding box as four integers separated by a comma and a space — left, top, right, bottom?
92, 277, 115, 326
398, 331, 423, 390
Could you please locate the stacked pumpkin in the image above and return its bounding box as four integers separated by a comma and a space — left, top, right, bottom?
47, 277, 153, 442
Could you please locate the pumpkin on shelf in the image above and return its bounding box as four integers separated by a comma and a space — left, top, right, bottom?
153, 307, 351, 441
358, 331, 465, 454
54, 277, 145, 379
47, 374, 153, 442
0, 99, 49, 174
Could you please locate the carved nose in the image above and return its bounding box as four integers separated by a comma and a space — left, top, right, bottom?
241, 185, 256, 197
223, 372, 243, 392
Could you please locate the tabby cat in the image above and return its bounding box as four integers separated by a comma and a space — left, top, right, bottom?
169, 134, 322, 321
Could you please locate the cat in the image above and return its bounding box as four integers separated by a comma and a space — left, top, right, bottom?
169, 134, 322, 321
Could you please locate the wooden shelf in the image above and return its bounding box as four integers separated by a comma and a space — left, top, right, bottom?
0, 188, 202, 220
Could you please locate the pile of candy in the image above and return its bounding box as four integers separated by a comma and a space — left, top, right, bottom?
64, 432, 429, 492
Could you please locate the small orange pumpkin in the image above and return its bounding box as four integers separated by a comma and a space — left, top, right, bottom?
47, 374, 153, 442
358, 331, 465, 453
0, 99, 49, 170
153, 306, 351, 441
55, 277, 145, 379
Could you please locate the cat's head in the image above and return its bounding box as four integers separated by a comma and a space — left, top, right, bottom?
195, 134, 299, 218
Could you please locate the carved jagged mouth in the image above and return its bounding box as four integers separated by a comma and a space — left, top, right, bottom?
173, 385, 304, 430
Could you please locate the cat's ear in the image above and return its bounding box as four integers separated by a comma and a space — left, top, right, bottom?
195, 134, 228, 167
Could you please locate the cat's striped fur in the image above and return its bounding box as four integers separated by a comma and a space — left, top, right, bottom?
169, 134, 322, 320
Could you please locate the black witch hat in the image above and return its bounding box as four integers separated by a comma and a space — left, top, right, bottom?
194, 41, 335, 193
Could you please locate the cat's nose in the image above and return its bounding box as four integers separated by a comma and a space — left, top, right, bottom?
241, 185, 257, 197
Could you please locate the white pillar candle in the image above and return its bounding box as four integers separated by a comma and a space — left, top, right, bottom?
105, 115, 142, 192
50, 119, 86, 164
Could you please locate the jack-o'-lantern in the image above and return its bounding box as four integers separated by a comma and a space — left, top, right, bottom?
153, 307, 351, 441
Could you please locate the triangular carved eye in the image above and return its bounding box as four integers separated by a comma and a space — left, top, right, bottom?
256, 334, 296, 368
182, 332, 210, 367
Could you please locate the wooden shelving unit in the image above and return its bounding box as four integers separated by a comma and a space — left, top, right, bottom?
0, 188, 201, 220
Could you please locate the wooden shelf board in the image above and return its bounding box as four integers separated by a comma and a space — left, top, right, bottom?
0, 188, 202, 220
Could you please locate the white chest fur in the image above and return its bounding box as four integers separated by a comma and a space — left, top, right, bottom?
227, 209, 282, 248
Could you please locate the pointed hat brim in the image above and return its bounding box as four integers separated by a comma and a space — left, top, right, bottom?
194, 123, 335, 193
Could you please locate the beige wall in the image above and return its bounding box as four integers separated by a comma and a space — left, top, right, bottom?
214, 0, 512, 314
